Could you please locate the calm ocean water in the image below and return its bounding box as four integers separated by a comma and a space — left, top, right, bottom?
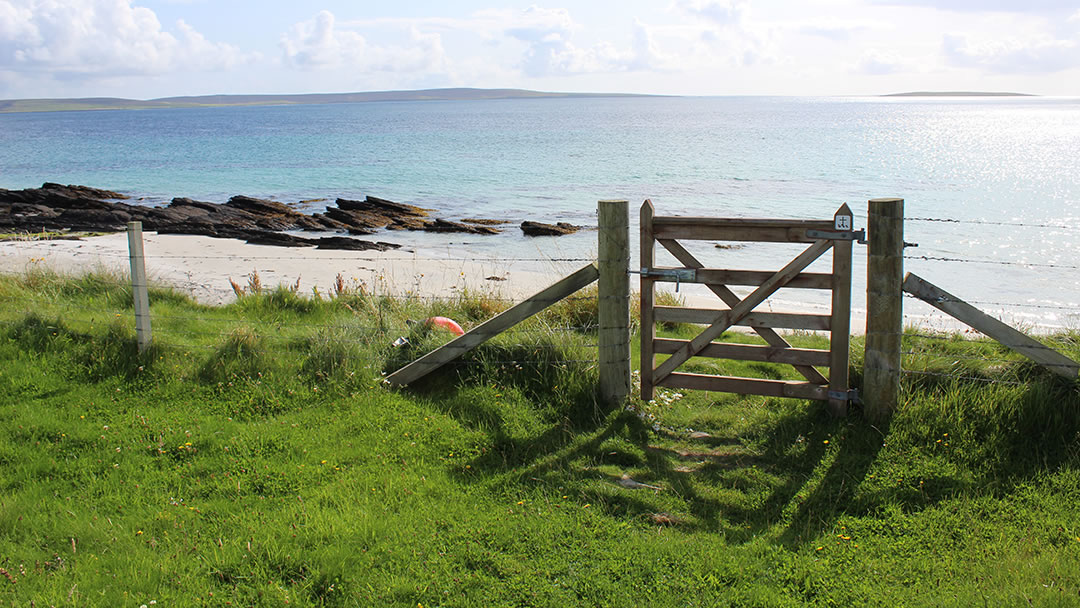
2, 96, 1079, 328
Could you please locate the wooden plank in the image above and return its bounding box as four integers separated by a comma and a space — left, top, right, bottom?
640, 200, 657, 402
648, 267, 834, 290
654, 307, 832, 331
652, 216, 834, 230
658, 238, 830, 385
903, 273, 1080, 378
652, 239, 833, 385
657, 373, 829, 401
653, 339, 831, 367
386, 263, 600, 387
653, 224, 827, 243
829, 203, 854, 416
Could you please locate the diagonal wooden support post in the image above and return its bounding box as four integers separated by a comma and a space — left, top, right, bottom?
903, 273, 1079, 378
386, 264, 599, 387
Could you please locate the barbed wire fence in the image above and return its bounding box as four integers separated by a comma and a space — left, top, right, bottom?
0, 259, 604, 371
892, 214, 1080, 388
3, 200, 1079, 405
0, 211, 639, 398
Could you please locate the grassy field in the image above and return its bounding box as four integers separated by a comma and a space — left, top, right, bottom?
1, 268, 1078, 607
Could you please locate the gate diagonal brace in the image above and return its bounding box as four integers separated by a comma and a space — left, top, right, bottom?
655, 238, 829, 386
652, 239, 834, 385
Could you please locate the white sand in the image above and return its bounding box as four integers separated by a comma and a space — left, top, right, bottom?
1, 232, 975, 334
0, 232, 578, 305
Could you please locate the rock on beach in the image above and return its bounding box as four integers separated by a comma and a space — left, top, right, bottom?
1, 183, 585, 250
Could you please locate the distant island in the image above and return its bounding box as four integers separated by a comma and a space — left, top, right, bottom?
0, 88, 653, 114
883, 91, 1036, 97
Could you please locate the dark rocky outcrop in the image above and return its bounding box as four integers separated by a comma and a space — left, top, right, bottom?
0, 182, 129, 208
520, 221, 580, 237
1, 183, 582, 249
244, 232, 316, 248
330, 196, 430, 232
424, 218, 500, 235
315, 236, 400, 251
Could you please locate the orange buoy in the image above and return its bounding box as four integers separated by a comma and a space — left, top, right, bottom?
424, 316, 465, 336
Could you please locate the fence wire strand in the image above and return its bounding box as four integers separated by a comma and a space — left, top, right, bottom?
905, 254, 1080, 271
902, 292, 1080, 312
900, 368, 1028, 386
907, 216, 1080, 231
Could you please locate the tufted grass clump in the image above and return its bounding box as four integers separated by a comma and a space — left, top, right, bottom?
198, 325, 269, 384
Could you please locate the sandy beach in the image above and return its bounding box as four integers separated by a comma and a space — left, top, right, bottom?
0, 231, 978, 334
0, 232, 579, 305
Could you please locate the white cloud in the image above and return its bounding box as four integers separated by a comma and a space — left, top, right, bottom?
871, 0, 1078, 13
490, 6, 657, 77
280, 10, 366, 68
674, 0, 747, 26
943, 32, 1080, 73
669, 0, 779, 69
280, 10, 450, 75
0, 0, 247, 79
790, 18, 879, 41
629, 20, 671, 70
853, 49, 909, 75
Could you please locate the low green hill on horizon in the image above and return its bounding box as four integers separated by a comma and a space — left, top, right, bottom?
0, 88, 653, 114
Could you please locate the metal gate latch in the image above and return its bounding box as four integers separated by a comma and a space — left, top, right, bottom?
632, 268, 697, 292
806, 229, 867, 244
828, 388, 861, 404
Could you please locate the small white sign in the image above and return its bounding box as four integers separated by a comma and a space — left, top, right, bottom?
834, 215, 852, 231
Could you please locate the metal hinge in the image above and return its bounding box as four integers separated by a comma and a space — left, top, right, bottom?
806, 229, 867, 244
828, 388, 861, 404
631, 267, 697, 292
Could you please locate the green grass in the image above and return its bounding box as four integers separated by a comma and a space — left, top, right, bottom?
1, 269, 1078, 606
0, 230, 110, 241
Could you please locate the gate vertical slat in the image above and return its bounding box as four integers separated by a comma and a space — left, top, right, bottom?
829, 204, 854, 416
640, 200, 656, 402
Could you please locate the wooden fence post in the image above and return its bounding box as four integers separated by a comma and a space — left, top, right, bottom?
127, 221, 152, 353
864, 198, 904, 422
598, 199, 631, 406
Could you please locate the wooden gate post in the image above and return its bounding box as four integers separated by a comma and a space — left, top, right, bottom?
864, 198, 904, 422
639, 200, 656, 402
127, 221, 152, 354
829, 204, 854, 417
598, 200, 631, 405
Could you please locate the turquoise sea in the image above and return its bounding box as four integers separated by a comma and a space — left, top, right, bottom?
2, 96, 1079, 328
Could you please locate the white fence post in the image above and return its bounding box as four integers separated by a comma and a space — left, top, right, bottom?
127, 221, 152, 353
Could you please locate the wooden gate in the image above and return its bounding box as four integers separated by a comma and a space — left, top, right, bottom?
640, 201, 857, 415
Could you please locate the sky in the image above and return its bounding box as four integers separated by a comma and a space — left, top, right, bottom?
1, 0, 1078, 100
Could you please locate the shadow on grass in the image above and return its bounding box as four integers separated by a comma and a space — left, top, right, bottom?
389, 338, 613, 468
5, 312, 162, 383
386, 324, 1079, 547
